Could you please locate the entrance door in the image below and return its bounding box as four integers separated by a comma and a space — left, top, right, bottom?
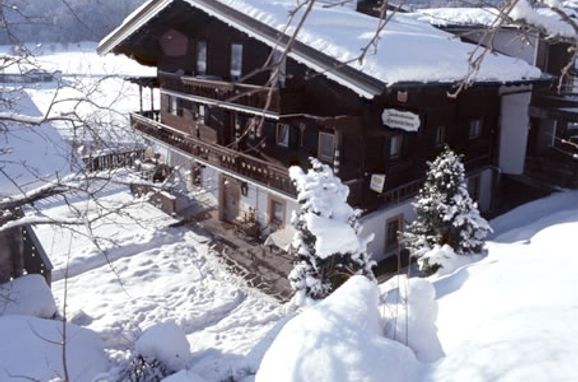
221, 176, 241, 223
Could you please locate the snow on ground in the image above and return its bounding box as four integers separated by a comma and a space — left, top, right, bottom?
0, 89, 71, 196
0, 274, 56, 318
0, 314, 108, 381
257, 276, 418, 382
422, 190, 578, 381
32, 187, 284, 380
33, 189, 180, 281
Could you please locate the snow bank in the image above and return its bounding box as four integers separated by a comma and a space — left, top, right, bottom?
380, 276, 444, 363
162, 369, 207, 382
135, 321, 192, 372
0, 274, 56, 318
423, 191, 578, 381
0, 315, 107, 381
256, 276, 417, 382
419, 244, 481, 277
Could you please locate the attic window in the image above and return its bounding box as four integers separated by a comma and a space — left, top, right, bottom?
230, 43, 243, 80
196, 40, 207, 76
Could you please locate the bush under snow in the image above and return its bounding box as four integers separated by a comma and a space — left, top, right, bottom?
135, 321, 192, 372
0, 274, 56, 318
418, 244, 482, 277
256, 275, 417, 382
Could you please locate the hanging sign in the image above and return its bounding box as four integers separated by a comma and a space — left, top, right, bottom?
381, 108, 420, 132
370, 174, 386, 193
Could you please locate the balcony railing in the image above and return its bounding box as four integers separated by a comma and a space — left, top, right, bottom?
158, 71, 303, 114
131, 112, 296, 197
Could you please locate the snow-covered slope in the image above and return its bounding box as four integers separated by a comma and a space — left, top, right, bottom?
423, 190, 578, 381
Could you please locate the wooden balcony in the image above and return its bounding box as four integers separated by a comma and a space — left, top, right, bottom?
158, 71, 303, 114
131, 111, 297, 197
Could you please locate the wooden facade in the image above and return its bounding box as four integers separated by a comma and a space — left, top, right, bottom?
110, 0, 507, 215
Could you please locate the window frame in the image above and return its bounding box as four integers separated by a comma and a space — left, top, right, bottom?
388, 134, 403, 159
271, 48, 287, 87
318, 131, 335, 162
276, 123, 290, 147
230, 43, 243, 80
435, 125, 446, 147
468, 119, 483, 140
196, 40, 208, 76
268, 196, 286, 227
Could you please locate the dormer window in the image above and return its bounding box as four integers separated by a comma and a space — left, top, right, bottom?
230, 43, 243, 80
196, 40, 207, 75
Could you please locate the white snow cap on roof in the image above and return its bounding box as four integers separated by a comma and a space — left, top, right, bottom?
198, 0, 541, 86
413, 5, 577, 39
101, 0, 542, 97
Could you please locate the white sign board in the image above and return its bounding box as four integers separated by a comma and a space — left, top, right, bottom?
370, 174, 386, 193
381, 108, 420, 132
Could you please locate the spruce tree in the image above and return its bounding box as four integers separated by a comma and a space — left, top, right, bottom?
288, 159, 375, 304
401, 147, 492, 274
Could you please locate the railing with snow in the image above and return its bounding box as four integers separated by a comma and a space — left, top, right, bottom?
131, 111, 297, 197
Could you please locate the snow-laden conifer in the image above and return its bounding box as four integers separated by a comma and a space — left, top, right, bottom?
288, 159, 375, 304
401, 147, 492, 274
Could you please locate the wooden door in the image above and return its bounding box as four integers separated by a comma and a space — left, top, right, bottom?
222, 176, 241, 223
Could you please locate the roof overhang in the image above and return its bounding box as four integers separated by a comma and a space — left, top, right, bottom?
98, 0, 385, 98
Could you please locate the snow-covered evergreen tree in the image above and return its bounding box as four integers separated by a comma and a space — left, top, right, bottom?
401, 147, 492, 274
288, 159, 375, 304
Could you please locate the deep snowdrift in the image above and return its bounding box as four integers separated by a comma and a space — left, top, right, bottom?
0, 274, 56, 318
0, 315, 108, 381
423, 190, 578, 381
257, 276, 418, 382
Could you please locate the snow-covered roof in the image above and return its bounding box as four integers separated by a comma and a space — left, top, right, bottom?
0, 90, 71, 197
98, 0, 542, 98
412, 5, 576, 39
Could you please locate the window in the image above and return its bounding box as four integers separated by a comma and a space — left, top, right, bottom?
468, 119, 483, 140
435, 125, 446, 147
468, 175, 481, 202
388, 134, 403, 159
196, 40, 207, 75
271, 48, 287, 87
385, 215, 403, 252
269, 198, 285, 226
230, 43, 243, 80
167, 95, 182, 116
276, 123, 290, 147
197, 104, 210, 125
318, 132, 335, 162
